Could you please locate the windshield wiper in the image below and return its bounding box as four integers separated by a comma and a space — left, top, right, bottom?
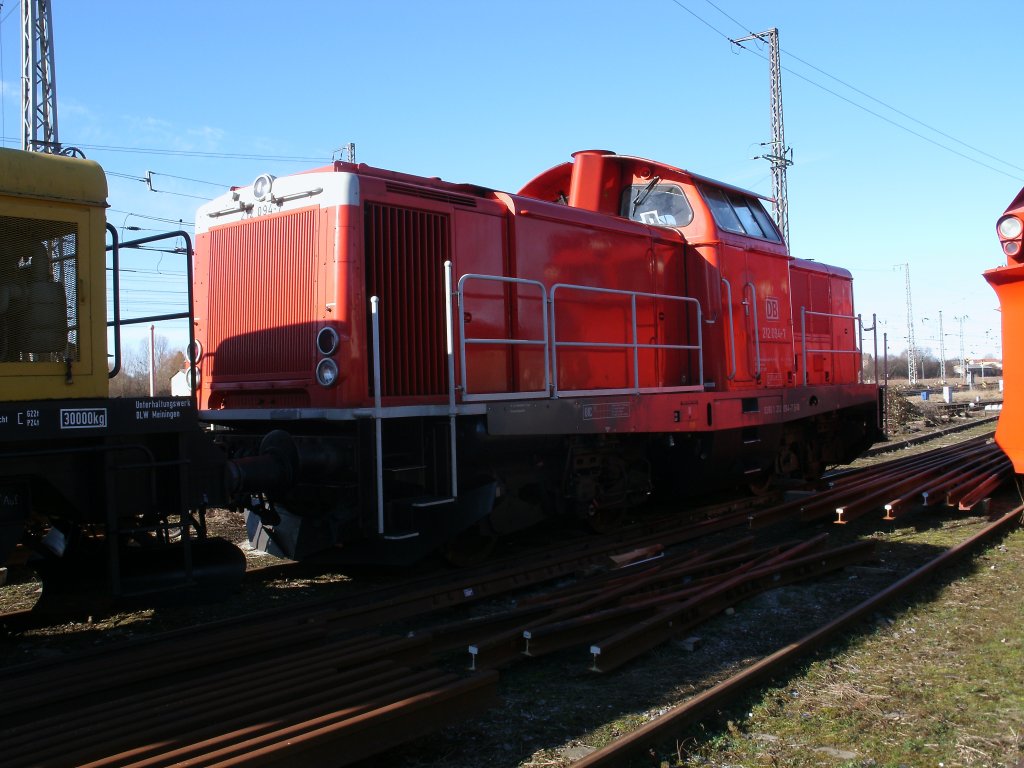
631, 176, 661, 216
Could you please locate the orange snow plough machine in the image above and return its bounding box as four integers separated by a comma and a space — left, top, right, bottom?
985, 188, 1024, 471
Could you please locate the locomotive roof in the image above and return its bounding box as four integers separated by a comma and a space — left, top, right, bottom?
614, 154, 773, 202
518, 151, 774, 204
0, 147, 107, 207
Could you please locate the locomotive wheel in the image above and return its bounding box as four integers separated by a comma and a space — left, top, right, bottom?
746, 471, 776, 496
440, 522, 497, 567
584, 503, 625, 534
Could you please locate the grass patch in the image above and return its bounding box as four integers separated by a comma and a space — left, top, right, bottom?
664, 527, 1024, 768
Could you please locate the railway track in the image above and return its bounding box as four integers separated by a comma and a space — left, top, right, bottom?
0, 431, 1018, 767
574, 502, 1024, 767
0, 491, 777, 634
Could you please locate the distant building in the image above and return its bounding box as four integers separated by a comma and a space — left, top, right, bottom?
953, 358, 1002, 381
170, 365, 193, 396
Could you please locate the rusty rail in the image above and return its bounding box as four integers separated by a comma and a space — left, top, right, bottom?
464, 535, 873, 672
833, 442, 1007, 524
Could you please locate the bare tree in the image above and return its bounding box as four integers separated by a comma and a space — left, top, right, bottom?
109, 335, 184, 397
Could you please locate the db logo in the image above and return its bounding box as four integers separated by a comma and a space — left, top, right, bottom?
765, 297, 781, 321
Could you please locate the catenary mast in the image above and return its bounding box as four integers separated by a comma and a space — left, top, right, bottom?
895, 263, 918, 385
733, 28, 792, 245
21, 0, 60, 153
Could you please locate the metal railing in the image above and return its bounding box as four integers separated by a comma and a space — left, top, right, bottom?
744, 282, 761, 378
105, 227, 197, 395
720, 277, 737, 381
860, 312, 879, 384
366, 266, 706, 524
456, 272, 550, 402
800, 307, 864, 386
548, 283, 704, 397
450, 267, 705, 400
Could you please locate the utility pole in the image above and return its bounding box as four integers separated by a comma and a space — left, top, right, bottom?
21, 0, 60, 153
149, 325, 156, 397
894, 264, 917, 385
733, 28, 793, 245
955, 315, 968, 385
922, 312, 948, 383
938, 310, 946, 384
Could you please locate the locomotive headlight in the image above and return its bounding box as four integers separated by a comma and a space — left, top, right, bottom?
186, 339, 203, 364
1005, 241, 1021, 257
997, 214, 1023, 240
252, 173, 276, 202
316, 358, 339, 387
316, 327, 340, 356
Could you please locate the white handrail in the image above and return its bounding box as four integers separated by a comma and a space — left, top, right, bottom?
744, 281, 761, 378
549, 283, 704, 397
370, 296, 385, 535
721, 277, 737, 381
444, 261, 458, 497
456, 272, 550, 401
800, 307, 863, 386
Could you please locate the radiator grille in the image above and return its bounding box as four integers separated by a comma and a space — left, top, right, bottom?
384, 182, 478, 208
206, 210, 319, 377
0, 215, 78, 363
365, 203, 449, 397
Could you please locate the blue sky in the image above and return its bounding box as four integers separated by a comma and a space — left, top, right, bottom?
1, 0, 1019, 361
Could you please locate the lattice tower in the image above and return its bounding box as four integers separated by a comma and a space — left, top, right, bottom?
956, 315, 968, 383
21, 0, 60, 153
734, 28, 793, 245
896, 263, 918, 385
938, 310, 947, 383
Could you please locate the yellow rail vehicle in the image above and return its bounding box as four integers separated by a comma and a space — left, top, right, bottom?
0, 148, 235, 598
0, 148, 107, 398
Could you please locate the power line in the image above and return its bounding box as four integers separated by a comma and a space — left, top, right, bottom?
0, 135, 328, 163
770, 54, 1024, 182
119, 225, 187, 234
73, 142, 327, 163
108, 269, 187, 279
665, 0, 735, 39
107, 171, 148, 182
698, 0, 747, 31
667, 0, 1024, 182
776, 47, 1024, 176
108, 209, 195, 228
148, 171, 230, 188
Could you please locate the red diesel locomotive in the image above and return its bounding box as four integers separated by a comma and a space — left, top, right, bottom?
193, 150, 883, 562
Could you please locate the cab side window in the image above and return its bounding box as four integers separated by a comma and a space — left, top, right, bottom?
700, 185, 783, 243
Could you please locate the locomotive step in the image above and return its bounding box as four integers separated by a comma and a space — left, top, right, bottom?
409, 497, 456, 508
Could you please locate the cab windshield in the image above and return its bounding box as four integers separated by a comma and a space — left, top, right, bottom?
621, 184, 694, 227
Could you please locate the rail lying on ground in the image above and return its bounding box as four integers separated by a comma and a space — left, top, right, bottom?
750, 434, 1011, 527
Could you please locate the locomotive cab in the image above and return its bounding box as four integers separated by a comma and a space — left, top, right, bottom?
520, 150, 799, 392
